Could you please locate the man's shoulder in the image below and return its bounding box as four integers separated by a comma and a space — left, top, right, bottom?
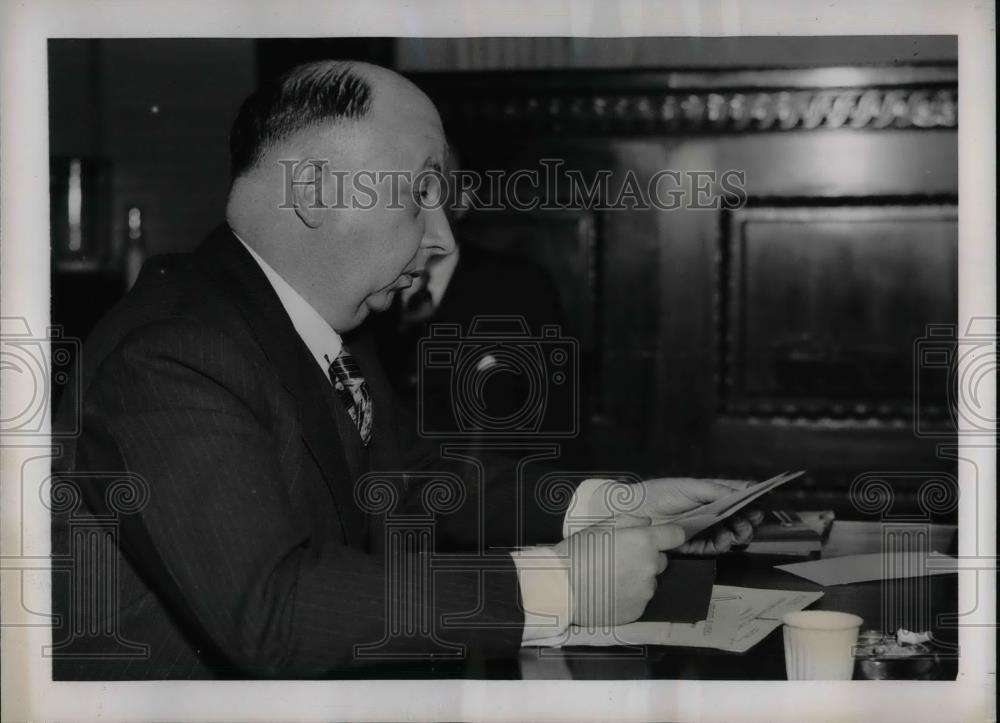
93, 251, 221, 328
78, 246, 258, 388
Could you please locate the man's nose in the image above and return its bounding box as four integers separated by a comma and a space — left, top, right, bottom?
422, 205, 456, 257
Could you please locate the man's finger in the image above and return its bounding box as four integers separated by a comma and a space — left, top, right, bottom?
644, 523, 687, 551
704, 478, 755, 491
677, 536, 711, 555
713, 524, 732, 550
641, 479, 738, 510
615, 513, 652, 529
728, 516, 754, 545
656, 552, 668, 574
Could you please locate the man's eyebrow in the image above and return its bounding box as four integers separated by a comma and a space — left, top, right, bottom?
422, 156, 442, 173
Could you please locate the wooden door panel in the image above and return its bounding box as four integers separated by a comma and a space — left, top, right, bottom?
723, 205, 958, 420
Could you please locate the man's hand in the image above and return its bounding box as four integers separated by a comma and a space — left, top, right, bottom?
601, 477, 764, 555
674, 507, 764, 554
551, 523, 684, 628
629, 477, 752, 519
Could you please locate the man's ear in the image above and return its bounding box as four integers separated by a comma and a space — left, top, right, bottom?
290, 161, 327, 229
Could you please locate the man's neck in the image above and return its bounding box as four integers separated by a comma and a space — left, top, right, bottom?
231, 230, 345, 374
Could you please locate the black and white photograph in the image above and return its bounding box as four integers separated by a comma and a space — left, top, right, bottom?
0, 1, 995, 721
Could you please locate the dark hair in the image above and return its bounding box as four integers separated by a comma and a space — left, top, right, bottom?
228, 61, 373, 178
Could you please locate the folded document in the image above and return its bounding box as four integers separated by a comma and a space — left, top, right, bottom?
655, 471, 805, 539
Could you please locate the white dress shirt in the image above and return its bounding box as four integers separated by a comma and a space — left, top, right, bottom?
235, 234, 616, 644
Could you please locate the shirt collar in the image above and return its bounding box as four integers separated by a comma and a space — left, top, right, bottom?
234, 232, 342, 375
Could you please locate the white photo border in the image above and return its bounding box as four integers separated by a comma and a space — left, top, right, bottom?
1, 1, 994, 721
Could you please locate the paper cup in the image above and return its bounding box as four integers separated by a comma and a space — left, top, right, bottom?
782, 610, 863, 680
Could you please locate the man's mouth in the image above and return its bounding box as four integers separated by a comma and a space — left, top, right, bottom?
399, 268, 425, 286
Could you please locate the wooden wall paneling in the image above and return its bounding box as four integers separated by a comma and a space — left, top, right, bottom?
598, 141, 682, 473
644, 130, 957, 515
723, 205, 958, 421
702, 131, 958, 198
651, 140, 723, 475
416, 67, 958, 140
397, 37, 957, 73
413, 66, 959, 512
696, 132, 955, 514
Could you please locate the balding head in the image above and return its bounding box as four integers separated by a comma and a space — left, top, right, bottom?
225, 61, 455, 333
229, 60, 424, 179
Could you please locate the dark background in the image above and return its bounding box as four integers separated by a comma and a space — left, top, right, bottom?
48, 36, 959, 520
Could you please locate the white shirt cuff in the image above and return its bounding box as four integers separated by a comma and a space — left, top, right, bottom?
512, 478, 629, 644
510, 547, 571, 644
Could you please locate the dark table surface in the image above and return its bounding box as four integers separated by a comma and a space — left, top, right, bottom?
518, 519, 959, 680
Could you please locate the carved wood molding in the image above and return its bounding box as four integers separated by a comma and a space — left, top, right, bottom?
415, 65, 958, 134
439, 87, 957, 133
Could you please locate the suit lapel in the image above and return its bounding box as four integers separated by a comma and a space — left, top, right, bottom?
195, 226, 365, 546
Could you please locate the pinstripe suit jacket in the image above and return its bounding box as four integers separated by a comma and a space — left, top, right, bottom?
51, 225, 568, 679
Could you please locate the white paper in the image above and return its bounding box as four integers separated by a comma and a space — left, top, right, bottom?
775, 551, 960, 586
525, 585, 823, 653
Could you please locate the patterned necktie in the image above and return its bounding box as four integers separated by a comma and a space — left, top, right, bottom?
327, 346, 373, 446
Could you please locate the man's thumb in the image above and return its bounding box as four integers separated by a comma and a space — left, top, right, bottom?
645, 523, 687, 551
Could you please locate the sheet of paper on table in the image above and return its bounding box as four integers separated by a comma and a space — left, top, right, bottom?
775, 551, 960, 586
525, 585, 824, 653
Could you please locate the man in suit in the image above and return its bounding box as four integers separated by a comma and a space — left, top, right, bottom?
52, 60, 760, 679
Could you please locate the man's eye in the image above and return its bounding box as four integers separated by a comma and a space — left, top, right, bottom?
420, 178, 441, 205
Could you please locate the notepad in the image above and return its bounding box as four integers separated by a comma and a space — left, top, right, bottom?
638, 559, 716, 623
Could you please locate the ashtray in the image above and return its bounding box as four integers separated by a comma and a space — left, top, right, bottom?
853, 629, 943, 680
